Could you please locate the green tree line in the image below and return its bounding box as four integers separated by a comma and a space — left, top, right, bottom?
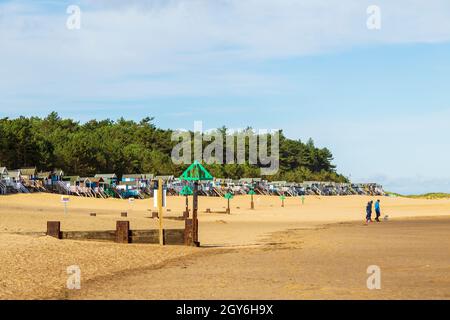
0, 112, 348, 183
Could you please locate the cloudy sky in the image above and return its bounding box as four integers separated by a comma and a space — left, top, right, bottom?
1, 0, 449, 194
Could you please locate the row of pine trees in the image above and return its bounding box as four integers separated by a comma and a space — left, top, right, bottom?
0, 112, 348, 183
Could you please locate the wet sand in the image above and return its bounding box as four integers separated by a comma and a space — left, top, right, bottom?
67, 217, 450, 300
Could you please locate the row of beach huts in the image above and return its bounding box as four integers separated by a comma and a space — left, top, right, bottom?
0, 167, 385, 198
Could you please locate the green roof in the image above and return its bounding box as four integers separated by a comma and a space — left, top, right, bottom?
180, 185, 193, 196
224, 192, 234, 199
180, 161, 213, 181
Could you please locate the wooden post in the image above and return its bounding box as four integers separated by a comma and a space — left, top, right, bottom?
116, 221, 130, 243
47, 221, 61, 239
185, 195, 189, 218
251, 194, 255, 210
193, 181, 199, 244
194, 218, 199, 246
184, 219, 193, 246
158, 178, 164, 246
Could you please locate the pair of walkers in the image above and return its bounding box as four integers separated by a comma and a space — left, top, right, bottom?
366, 199, 381, 224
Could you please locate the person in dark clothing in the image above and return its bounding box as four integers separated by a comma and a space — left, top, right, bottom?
365, 201, 373, 224
375, 199, 381, 222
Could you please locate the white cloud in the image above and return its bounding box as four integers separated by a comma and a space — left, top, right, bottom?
1, 0, 450, 105
1, 0, 450, 193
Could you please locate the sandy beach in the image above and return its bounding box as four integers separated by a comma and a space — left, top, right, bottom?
0, 193, 449, 299
68, 217, 450, 300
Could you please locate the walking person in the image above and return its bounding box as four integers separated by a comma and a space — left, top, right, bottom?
365, 201, 373, 224
375, 199, 381, 222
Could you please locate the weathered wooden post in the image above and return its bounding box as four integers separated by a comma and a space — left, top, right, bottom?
158, 178, 164, 246
180, 185, 193, 219
193, 181, 199, 244
179, 161, 213, 247
249, 189, 256, 210
280, 195, 286, 208
47, 221, 61, 239
116, 221, 130, 243
224, 192, 233, 214
184, 219, 193, 246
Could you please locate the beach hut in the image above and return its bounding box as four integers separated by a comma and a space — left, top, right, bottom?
84, 177, 107, 197
77, 177, 105, 197
269, 181, 287, 196
55, 176, 78, 195
94, 173, 118, 187
0, 167, 8, 194
37, 171, 52, 188
116, 180, 143, 198
141, 173, 154, 181
140, 173, 154, 190
239, 178, 262, 189
20, 167, 43, 191
0, 167, 8, 180
20, 167, 37, 180
121, 174, 142, 183
120, 174, 145, 196
0, 168, 29, 194
154, 175, 175, 194
51, 169, 64, 183
62, 176, 80, 186
81, 177, 105, 189
7, 170, 21, 182
154, 175, 174, 182
237, 178, 261, 194
79, 177, 91, 188
94, 174, 123, 198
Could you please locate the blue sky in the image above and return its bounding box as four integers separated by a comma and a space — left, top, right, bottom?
1, 0, 449, 194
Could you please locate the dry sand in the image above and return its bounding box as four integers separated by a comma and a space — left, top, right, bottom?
2, 193, 450, 246
0, 193, 449, 299
0, 234, 198, 300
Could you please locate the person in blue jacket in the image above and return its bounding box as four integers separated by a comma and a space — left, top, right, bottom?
366, 201, 373, 224
374, 199, 381, 222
